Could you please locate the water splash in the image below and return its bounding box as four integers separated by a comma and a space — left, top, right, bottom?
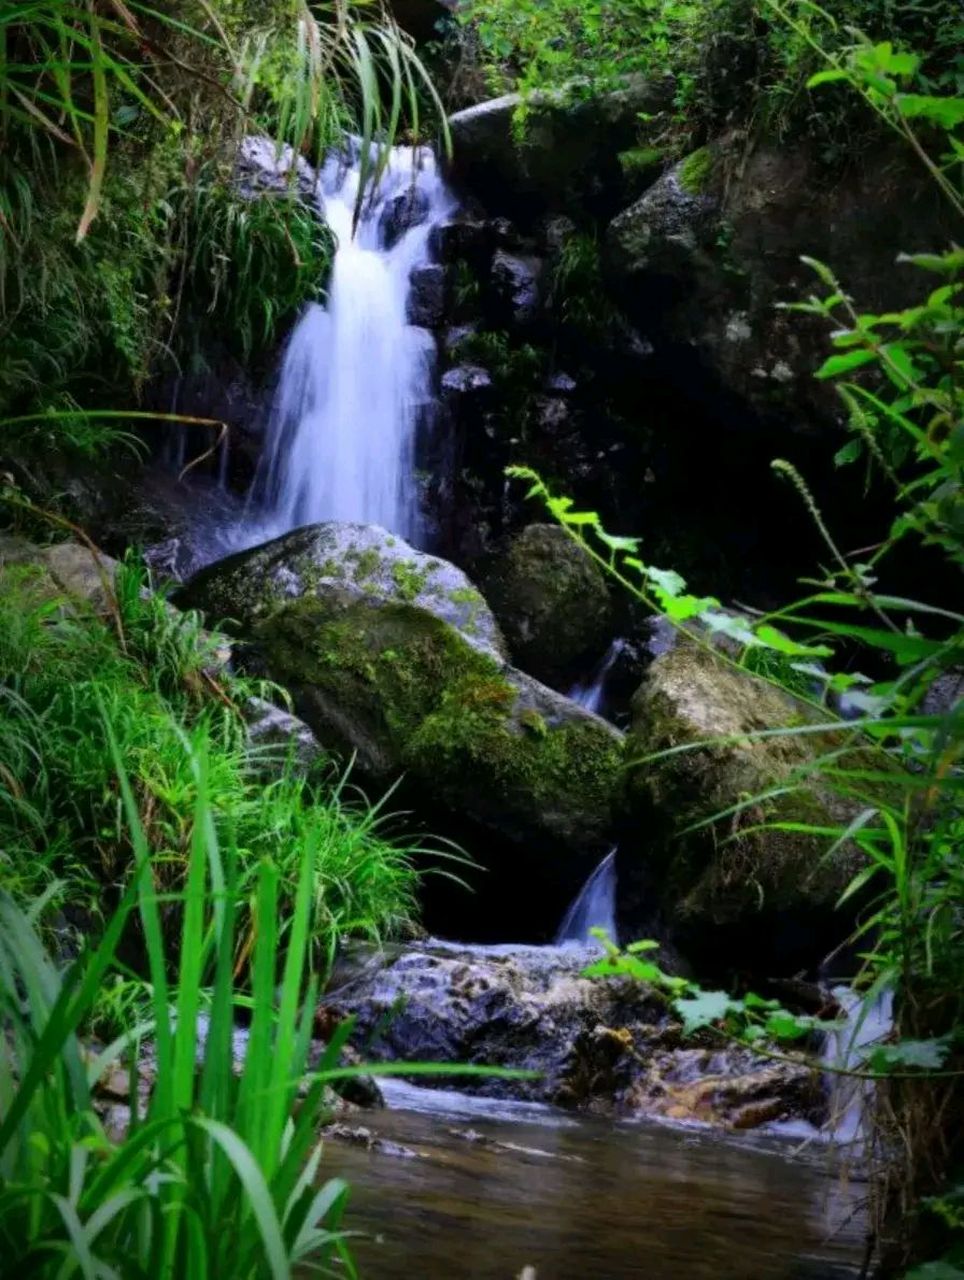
823, 985, 894, 1144
556, 849, 618, 946
568, 640, 626, 717
249, 139, 455, 543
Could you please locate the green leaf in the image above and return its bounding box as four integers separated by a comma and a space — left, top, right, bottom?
645, 566, 687, 597
835, 438, 864, 467
753, 624, 833, 657
674, 990, 740, 1034
806, 68, 849, 88
815, 349, 877, 380
896, 94, 964, 128
866, 1038, 951, 1072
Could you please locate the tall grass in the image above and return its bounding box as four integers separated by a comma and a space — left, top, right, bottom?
0, 553, 432, 960
0, 725, 358, 1277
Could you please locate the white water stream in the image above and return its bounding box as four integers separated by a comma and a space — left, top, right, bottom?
555, 848, 618, 946
568, 639, 626, 717
249, 138, 455, 544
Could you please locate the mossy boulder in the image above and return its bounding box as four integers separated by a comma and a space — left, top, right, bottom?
178, 522, 506, 662
482, 523, 614, 686
248, 591, 623, 854
180, 523, 624, 859
623, 644, 868, 973
607, 148, 719, 282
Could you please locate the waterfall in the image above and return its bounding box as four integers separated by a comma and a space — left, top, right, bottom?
568, 640, 625, 717
823, 985, 894, 1144
250, 139, 455, 544
556, 849, 618, 946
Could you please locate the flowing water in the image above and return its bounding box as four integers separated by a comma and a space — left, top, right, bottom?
567, 639, 626, 717
326, 1080, 866, 1279
555, 848, 617, 946
248, 139, 454, 545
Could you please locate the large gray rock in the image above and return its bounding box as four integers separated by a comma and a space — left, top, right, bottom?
606, 138, 957, 425
621, 643, 869, 973
483, 523, 614, 686
180, 524, 625, 861
179, 522, 506, 662
447, 78, 674, 216
330, 940, 823, 1128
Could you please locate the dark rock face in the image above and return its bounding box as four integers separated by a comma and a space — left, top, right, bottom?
490, 250, 542, 324
605, 139, 957, 427
447, 79, 675, 223
407, 262, 447, 326
379, 186, 431, 249
482, 523, 615, 686
330, 940, 824, 1128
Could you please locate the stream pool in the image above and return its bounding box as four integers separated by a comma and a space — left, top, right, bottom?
325, 1080, 866, 1279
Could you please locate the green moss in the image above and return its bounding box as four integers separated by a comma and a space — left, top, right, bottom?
251, 591, 622, 839
390, 558, 434, 603
677, 146, 714, 195
520, 708, 548, 738
352, 547, 382, 580
618, 146, 663, 177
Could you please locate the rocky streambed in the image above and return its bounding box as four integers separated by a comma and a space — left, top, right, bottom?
325, 939, 827, 1132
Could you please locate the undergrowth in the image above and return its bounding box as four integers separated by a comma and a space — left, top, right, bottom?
0, 552, 427, 966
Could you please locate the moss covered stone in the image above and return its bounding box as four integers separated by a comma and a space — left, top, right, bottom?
249, 590, 625, 853
677, 146, 713, 195
623, 643, 875, 968
178, 521, 507, 662
482, 523, 614, 686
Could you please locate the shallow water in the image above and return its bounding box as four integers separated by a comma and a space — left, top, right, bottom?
328, 1081, 866, 1279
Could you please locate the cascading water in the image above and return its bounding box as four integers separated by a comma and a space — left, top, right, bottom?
555, 848, 618, 946
249, 138, 455, 544
568, 640, 626, 717
822, 985, 894, 1144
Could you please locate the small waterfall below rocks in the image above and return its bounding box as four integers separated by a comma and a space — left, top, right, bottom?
823, 985, 894, 1144
555, 848, 618, 946
250, 139, 454, 543
568, 640, 626, 717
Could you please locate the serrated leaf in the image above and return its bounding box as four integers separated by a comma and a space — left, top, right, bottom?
866, 1038, 951, 1072
835, 438, 864, 467
674, 990, 740, 1034
754, 624, 833, 657
815, 349, 877, 380
896, 94, 964, 128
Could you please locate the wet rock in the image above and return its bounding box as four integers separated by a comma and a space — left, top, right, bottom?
244, 697, 323, 771
491, 250, 542, 324
608, 148, 719, 281
407, 263, 447, 326
447, 79, 674, 219
606, 137, 957, 425
482, 523, 614, 686
622, 643, 871, 974
236, 135, 319, 202
441, 364, 493, 397
179, 523, 625, 864
331, 940, 824, 1129
430, 217, 492, 267
322, 1123, 421, 1159
546, 371, 577, 395
379, 186, 431, 249
180, 521, 506, 662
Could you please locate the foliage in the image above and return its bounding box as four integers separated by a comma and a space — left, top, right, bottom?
0, 1, 446, 422
455, 0, 963, 153
0, 733, 368, 1277
508, 22, 963, 1272
0, 554, 428, 960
